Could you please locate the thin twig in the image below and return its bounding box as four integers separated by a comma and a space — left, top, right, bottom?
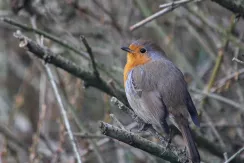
199, 16, 236, 149
1, 17, 87, 56
130, 4, 179, 31
202, 110, 226, 149
232, 57, 244, 65
201, 123, 244, 128
68, 105, 105, 163
130, 0, 200, 31
185, 6, 244, 51
110, 114, 126, 130
191, 88, 244, 112
133, 0, 204, 87
29, 16, 47, 163
159, 0, 202, 9
91, 0, 122, 34
45, 65, 82, 163
211, 68, 244, 92
0, 125, 29, 152
80, 36, 100, 79
224, 146, 244, 163
72, 133, 107, 139
183, 20, 216, 61
80, 138, 110, 157
224, 152, 228, 161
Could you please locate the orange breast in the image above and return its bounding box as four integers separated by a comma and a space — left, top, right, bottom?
124, 53, 151, 86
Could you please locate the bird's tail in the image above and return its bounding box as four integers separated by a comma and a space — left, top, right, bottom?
179, 123, 200, 163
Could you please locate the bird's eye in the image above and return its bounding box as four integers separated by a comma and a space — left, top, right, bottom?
140, 48, 146, 53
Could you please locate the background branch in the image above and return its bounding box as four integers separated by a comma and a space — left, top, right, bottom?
80, 36, 100, 79
12, 31, 127, 104
212, 0, 244, 15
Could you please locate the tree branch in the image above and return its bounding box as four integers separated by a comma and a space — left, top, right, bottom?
99, 122, 182, 163
80, 36, 100, 79
232, 57, 244, 65
12, 31, 127, 104
1, 17, 123, 87
224, 146, 244, 163
45, 65, 82, 163
130, 0, 199, 31
191, 88, 244, 112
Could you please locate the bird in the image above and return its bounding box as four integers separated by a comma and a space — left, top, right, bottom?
121, 40, 200, 163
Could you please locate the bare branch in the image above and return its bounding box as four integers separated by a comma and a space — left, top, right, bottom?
191, 88, 244, 112
80, 36, 100, 79
130, 5, 179, 31
1, 17, 87, 57
232, 57, 244, 65
99, 122, 183, 163
130, 0, 202, 31
110, 114, 126, 130
224, 146, 244, 163
110, 97, 189, 162
211, 68, 244, 92
159, 0, 202, 9
1, 17, 123, 87
45, 65, 82, 163
0, 125, 29, 152
12, 32, 127, 104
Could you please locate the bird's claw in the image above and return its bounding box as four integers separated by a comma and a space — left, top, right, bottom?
164, 135, 172, 149
164, 129, 172, 149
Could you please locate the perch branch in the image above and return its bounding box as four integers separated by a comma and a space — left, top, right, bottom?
110, 97, 189, 162
99, 122, 182, 163
110, 97, 243, 162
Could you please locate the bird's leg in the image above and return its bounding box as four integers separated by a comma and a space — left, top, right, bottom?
160, 121, 172, 148
137, 123, 151, 132
130, 122, 151, 133
165, 128, 172, 149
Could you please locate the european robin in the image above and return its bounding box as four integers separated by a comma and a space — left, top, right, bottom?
121, 40, 200, 163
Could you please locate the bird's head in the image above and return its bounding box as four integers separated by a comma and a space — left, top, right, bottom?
121, 40, 166, 65
121, 40, 167, 85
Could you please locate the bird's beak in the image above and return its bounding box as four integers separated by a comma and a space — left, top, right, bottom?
121, 47, 134, 53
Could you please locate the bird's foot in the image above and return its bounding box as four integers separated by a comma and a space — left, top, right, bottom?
165, 135, 172, 149
164, 129, 173, 149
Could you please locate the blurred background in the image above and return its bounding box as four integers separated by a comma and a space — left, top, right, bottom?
0, 0, 244, 162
